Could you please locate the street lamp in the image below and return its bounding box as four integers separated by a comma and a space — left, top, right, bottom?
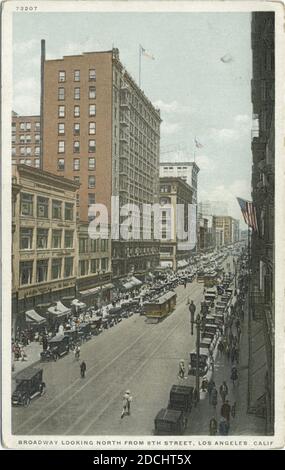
191, 312, 201, 403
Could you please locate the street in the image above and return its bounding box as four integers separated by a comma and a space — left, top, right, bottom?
13, 279, 205, 435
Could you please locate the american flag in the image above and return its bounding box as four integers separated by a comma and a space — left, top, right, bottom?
237, 197, 258, 232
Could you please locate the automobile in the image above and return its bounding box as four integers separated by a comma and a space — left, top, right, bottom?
200, 337, 213, 350
12, 368, 46, 407
154, 408, 188, 435
189, 348, 209, 377
40, 334, 70, 361
167, 384, 194, 413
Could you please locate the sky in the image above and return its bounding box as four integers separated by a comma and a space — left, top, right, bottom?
13, 11, 253, 226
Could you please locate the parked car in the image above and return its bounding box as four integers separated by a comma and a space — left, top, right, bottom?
40, 335, 69, 361
12, 368, 46, 407
154, 408, 188, 435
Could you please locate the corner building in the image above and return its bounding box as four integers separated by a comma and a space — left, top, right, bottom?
42, 47, 161, 279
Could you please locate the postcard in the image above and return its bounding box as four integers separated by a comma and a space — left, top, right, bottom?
1, 0, 284, 450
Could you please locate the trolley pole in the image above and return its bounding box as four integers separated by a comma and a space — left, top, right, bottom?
195, 314, 201, 403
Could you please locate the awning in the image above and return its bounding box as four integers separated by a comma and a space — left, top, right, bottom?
177, 259, 189, 268
121, 276, 142, 290
25, 310, 46, 325
80, 283, 115, 298
47, 301, 71, 317
71, 299, 86, 310
160, 261, 173, 268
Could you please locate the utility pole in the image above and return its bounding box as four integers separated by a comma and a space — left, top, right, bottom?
195, 314, 201, 402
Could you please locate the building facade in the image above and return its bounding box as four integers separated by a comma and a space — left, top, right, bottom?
12, 165, 79, 333
250, 11, 274, 434
159, 161, 199, 204
159, 177, 193, 271
212, 215, 240, 246
42, 46, 161, 279
12, 112, 41, 168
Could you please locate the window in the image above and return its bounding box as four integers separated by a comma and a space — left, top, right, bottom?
58, 87, 65, 100
20, 228, 33, 250
89, 122, 96, 134
74, 70, 80, 81
20, 261, 33, 285
73, 176, 80, 184
73, 141, 80, 153
26, 135, 31, 143
37, 196, 49, 218
59, 71, 66, 82
35, 159, 40, 168
20, 159, 25, 164
65, 202, 74, 221
25, 159, 32, 166
12, 147, 16, 156
79, 238, 88, 253
36, 259, 48, 283
74, 123, 80, 135
88, 193, 95, 207
58, 141, 65, 153
20, 135, 26, 143
12, 122, 16, 132
58, 123, 65, 135
21, 193, 33, 216
58, 105, 65, 118
35, 146, 40, 155
57, 158, 65, 171
74, 106, 80, 117
52, 229, 62, 248
79, 260, 89, 276
89, 86, 96, 99
12, 135, 16, 144
35, 122, 40, 130
88, 139, 96, 152
52, 200, 62, 219
26, 147, 31, 155
73, 158, 80, 171
89, 104, 96, 116
37, 228, 48, 249
20, 147, 26, 156
74, 87, 80, 100
90, 258, 99, 273
89, 69, 96, 81
88, 158, 96, 170
101, 239, 108, 251
88, 176, 96, 189
90, 239, 97, 253
101, 258, 109, 271
20, 123, 26, 131
64, 230, 73, 248
64, 257, 73, 277
52, 258, 62, 280
26, 122, 31, 131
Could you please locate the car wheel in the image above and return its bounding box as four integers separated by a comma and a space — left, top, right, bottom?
24, 396, 31, 407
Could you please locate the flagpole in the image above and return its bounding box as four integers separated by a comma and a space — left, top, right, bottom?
193, 138, 196, 163
139, 44, 142, 88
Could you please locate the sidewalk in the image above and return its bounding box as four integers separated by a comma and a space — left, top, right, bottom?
12, 341, 42, 378
186, 298, 265, 435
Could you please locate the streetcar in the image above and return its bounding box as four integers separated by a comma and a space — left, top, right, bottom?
143, 291, 177, 323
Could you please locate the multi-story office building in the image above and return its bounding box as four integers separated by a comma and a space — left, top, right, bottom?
12, 112, 41, 168
159, 161, 199, 204
250, 11, 274, 434
12, 164, 79, 333
159, 177, 193, 271
198, 200, 229, 217
42, 44, 161, 278
212, 215, 239, 246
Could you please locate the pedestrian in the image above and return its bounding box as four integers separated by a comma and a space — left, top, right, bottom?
178, 359, 186, 380
231, 401, 237, 418
207, 379, 215, 404
211, 386, 218, 409
218, 340, 224, 356
221, 400, 231, 423
209, 417, 218, 436
121, 390, 132, 418
219, 417, 229, 436
219, 381, 228, 403
20, 347, 27, 362
80, 360, 87, 378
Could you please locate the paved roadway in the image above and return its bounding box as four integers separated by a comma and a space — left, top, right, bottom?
13, 281, 204, 436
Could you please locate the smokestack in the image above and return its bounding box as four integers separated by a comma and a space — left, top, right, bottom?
40, 40, 45, 170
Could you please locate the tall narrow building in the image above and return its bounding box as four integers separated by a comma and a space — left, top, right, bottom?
42, 46, 161, 279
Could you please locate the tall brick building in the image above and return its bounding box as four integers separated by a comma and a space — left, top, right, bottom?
12, 112, 41, 168
42, 45, 161, 278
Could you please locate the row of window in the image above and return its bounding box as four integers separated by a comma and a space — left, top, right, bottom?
19, 255, 109, 286
21, 193, 74, 220
12, 134, 40, 143
20, 258, 74, 285
57, 159, 96, 178
58, 69, 96, 83
58, 104, 96, 118
12, 159, 40, 168
20, 228, 74, 250
58, 122, 96, 136
58, 139, 96, 154
12, 122, 40, 132
79, 237, 108, 253
12, 147, 40, 156
58, 86, 96, 101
